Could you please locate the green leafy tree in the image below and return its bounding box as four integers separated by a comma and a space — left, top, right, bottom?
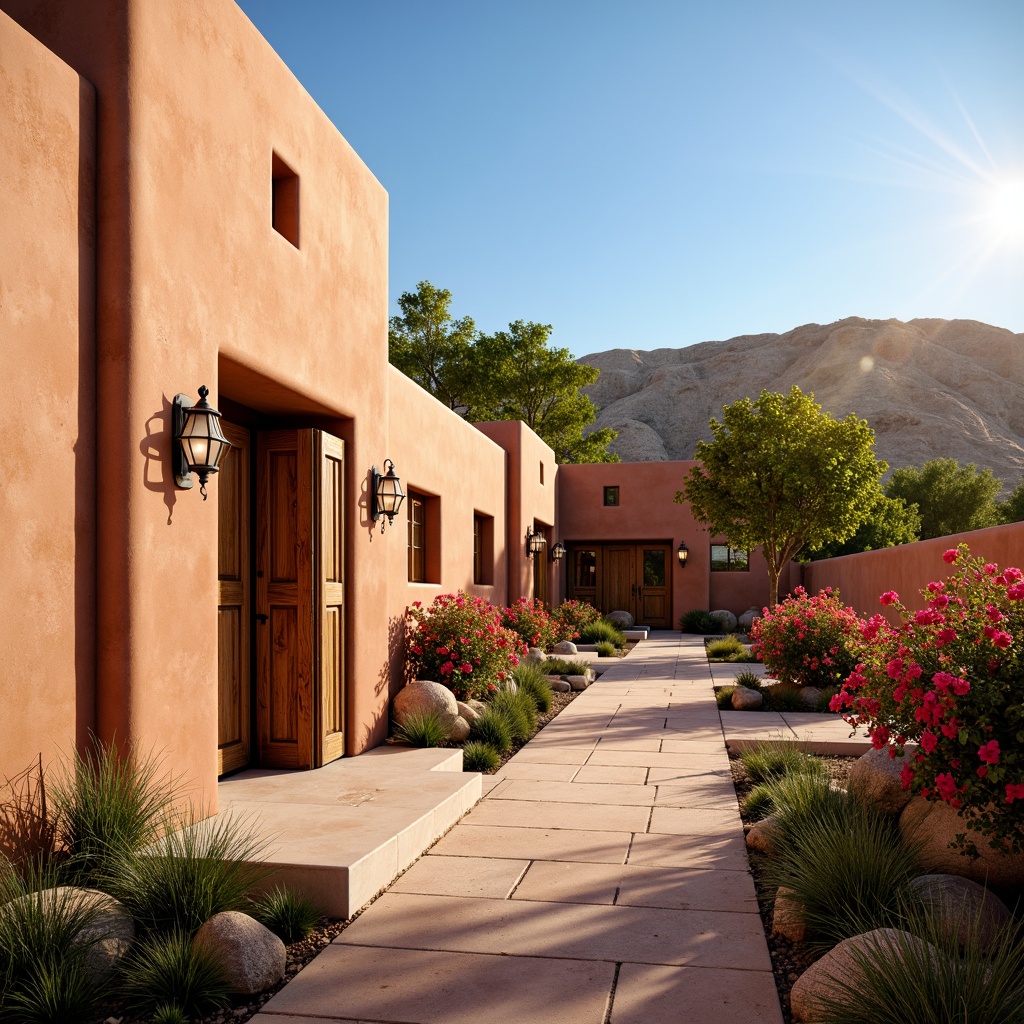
475, 321, 619, 464
998, 478, 1024, 524
806, 493, 921, 560
884, 458, 1002, 540
388, 281, 481, 415
677, 386, 885, 607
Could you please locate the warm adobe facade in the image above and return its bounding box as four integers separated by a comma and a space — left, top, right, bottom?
1, 0, 774, 806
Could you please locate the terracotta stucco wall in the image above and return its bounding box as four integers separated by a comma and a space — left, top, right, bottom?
385, 370, 509, 712
0, 13, 96, 782
473, 421, 557, 604
803, 521, 1024, 617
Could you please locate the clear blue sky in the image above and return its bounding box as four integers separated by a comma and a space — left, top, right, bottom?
237, 0, 1024, 358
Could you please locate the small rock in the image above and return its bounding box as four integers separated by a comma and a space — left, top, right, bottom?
772, 886, 806, 943
710, 609, 738, 631
849, 746, 913, 815
899, 797, 1024, 889
194, 911, 285, 995
548, 678, 571, 692
908, 873, 1013, 948
552, 640, 578, 656
448, 717, 471, 742
524, 647, 547, 665
798, 686, 823, 710
465, 699, 487, 714
456, 700, 479, 723
790, 928, 942, 1021
567, 675, 591, 691
393, 681, 460, 736
731, 685, 764, 710
746, 814, 781, 855
606, 610, 634, 628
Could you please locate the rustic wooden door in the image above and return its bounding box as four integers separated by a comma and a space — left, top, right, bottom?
602, 545, 636, 619
255, 428, 346, 769
636, 544, 671, 628
217, 421, 251, 775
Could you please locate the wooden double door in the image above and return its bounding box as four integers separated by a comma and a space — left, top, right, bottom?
566, 542, 672, 628
217, 425, 346, 774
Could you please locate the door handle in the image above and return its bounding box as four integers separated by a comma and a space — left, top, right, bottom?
255, 614, 268, 623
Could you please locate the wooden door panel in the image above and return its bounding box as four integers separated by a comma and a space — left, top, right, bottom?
636, 544, 671, 628
257, 430, 315, 769
217, 421, 250, 775
316, 432, 345, 765
602, 546, 635, 619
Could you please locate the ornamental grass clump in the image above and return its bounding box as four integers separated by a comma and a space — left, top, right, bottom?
579, 619, 627, 649
705, 635, 755, 662
489, 690, 536, 743
733, 670, 763, 690
500, 597, 556, 651
831, 544, 1024, 855
392, 711, 448, 748
469, 711, 513, 755
512, 664, 553, 713
740, 740, 826, 785
461, 742, 501, 774
679, 609, 730, 634
550, 600, 601, 644
715, 686, 736, 709
541, 658, 592, 677
251, 885, 322, 944
595, 641, 617, 658
760, 682, 807, 713
406, 592, 526, 701
807, 902, 1024, 1024
751, 585, 864, 687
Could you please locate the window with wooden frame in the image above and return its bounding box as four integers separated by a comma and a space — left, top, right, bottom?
473, 512, 494, 585
710, 544, 750, 572
408, 492, 427, 582
603, 485, 620, 506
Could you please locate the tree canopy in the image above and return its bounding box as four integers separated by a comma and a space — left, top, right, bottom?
884, 458, 1002, 539
388, 282, 618, 464
998, 479, 1024, 524
677, 386, 885, 607
806, 492, 921, 560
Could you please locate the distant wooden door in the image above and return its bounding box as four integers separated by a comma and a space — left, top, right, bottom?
218, 422, 251, 775
636, 544, 671, 628
602, 545, 635, 617
255, 429, 346, 769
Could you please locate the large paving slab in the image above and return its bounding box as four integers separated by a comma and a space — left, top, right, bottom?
259, 632, 783, 1024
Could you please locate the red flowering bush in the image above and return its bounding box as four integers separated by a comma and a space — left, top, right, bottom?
832, 545, 1024, 854
549, 600, 602, 644
750, 586, 864, 687
500, 597, 556, 650
407, 592, 526, 701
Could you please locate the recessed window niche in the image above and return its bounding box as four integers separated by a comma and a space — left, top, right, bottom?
271, 152, 299, 248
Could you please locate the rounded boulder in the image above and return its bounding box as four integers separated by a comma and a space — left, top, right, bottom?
849, 746, 913, 816
393, 681, 460, 738
524, 647, 547, 665
552, 640, 578, 656
737, 606, 761, 631
731, 685, 764, 710
710, 609, 738, 631
907, 873, 1013, 949
899, 797, 1024, 889
771, 886, 806, 943
606, 610, 634, 628
194, 911, 285, 995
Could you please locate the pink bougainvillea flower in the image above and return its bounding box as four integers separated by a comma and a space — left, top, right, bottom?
978, 740, 1001, 764
1004, 783, 1024, 803
934, 772, 959, 801
880, 591, 899, 605
942, 549, 959, 564
919, 730, 938, 753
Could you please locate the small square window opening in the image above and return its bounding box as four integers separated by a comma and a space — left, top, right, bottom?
272, 152, 299, 248
603, 486, 620, 507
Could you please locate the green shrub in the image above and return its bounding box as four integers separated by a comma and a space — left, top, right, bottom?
550, 600, 602, 643
461, 742, 501, 773
744, 784, 775, 820
251, 885, 322, 944
109, 812, 268, 937
679, 609, 729, 634
715, 686, 736, 709
765, 800, 920, 949
732, 670, 763, 690
0, 864, 106, 1023
808, 902, 1024, 1024
513, 665, 553, 713
150, 1004, 188, 1024
579, 620, 627, 649
762, 770, 849, 842
469, 711, 513, 754
761, 682, 807, 712
50, 736, 174, 885
739, 740, 826, 785
594, 641, 617, 658
392, 711, 448, 748
120, 930, 229, 1016
489, 690, 535, 742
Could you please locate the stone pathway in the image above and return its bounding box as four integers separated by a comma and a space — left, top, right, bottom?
253, 633, 783, 1024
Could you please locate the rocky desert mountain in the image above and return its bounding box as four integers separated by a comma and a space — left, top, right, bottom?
580, 317, 1024, 488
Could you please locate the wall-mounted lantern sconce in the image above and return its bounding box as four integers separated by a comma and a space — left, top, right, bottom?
526, 525, 546, 558
370, 459, 405, 532
677, 540, 689, 568
173, 385, 231, 499
550, 541, 566, 562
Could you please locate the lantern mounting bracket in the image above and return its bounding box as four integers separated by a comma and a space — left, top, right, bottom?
172, 393, 196, 491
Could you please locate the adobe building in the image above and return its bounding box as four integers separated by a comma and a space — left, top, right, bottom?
0, 0, 773, 805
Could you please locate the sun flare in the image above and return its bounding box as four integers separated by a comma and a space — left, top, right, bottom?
987, 179, 1024, 244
